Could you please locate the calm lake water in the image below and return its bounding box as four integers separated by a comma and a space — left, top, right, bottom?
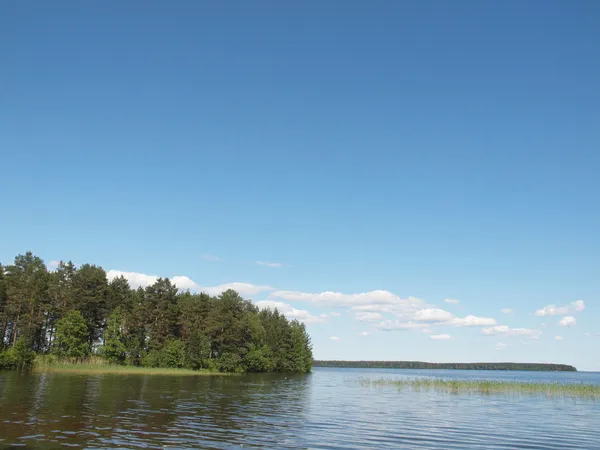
1, 368, 600, 449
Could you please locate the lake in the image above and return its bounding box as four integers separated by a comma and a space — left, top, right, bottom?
1, 368, 599, 449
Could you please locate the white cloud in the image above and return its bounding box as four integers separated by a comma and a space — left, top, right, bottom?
329, 312, 341, 317
555, 336, 564, 341
444, 298, 460, 304
355, 312, 384, 322
501, 308, 513, 314
376, 320, 429, 331
271, 290, 427, 314
559, 316, 576, 327
585, 332, 591, 337
256, 261, 283, 268
106, 270, 159, 289
201, 254, 223, 262
48, 260, 60, 270
359, 331, 370, 337
482, 326, 542, 338
205, 282, 273, 297
496, 342, 507, 350
329, 336, 341, 341
445, 315, 497, 327
413, 308, 454, 322
421, 328, 433, 334
255, 300, 325, 325
171, 276, 198, 291
535, 300, 585, 317
430, 334, 451, 340
107, 270, 273, 297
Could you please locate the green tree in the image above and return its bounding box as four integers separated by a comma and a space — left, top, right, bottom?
54, 310, 90, 359
145, 278, 179, 350
46, 261, 77, 351
183, 329, 211, 369
70, 264, 108, 351
101, 306, 126, 364
3, 252, 49, 351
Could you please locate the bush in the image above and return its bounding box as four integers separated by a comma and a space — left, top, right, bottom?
0, 348, 18, 370
218, 352, 244, 373
245, 344, 274, 372
141, 340, 186, 368
0, 337, 35, 370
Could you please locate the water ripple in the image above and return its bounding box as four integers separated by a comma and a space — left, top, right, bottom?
1, 369, 600, 449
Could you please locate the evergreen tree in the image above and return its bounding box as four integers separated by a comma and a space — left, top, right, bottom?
70, 264, 108, 350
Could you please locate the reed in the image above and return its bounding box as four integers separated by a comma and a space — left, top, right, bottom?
33, 355, 225, 376
358, 377, 600, 398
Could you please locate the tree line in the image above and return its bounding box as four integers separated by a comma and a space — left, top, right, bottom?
0, 252, 313, 372
313, 361, 577, 371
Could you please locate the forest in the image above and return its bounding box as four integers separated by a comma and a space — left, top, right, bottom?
313, 360, 577, 371
0, 252, 313, 373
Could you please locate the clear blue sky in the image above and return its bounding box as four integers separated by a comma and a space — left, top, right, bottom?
2, 1, 599, 369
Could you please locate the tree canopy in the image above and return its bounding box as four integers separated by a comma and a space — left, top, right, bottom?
0, 252, 313, 373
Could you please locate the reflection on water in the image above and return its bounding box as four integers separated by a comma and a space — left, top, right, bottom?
1, 368, 599, 449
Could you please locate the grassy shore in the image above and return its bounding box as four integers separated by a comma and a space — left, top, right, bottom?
33, 357, 225, 376
358, 377, 600, 398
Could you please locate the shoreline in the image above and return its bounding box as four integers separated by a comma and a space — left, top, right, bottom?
314, 361, 577, 372
32, 360, 230, 376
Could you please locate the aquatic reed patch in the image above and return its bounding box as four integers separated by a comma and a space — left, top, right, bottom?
33, 356, 225, 376
358, 377, 600, 398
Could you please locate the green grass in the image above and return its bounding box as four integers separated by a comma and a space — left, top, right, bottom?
358, 377, 600, 398
33, 356, 225, 376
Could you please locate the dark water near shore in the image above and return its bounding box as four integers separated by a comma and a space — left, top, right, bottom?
1, 368, 600, 449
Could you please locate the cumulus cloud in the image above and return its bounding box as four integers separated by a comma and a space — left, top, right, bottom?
496, 342, 507, 350
482, 326, 542, 338
359, 331, 370, 337
106, 270, 159, 289
201, 254, 223, 262
329, 312, 341, 317
171, 276, 198, 291
256, 261, 283, 268
444, 315, 497, 327
355, 312, 384, 322
270, 289, 427, 313
444, 298, 460, 304
555, 336, 564, 341
203, 282, 273, 297
329, 336, 341, 341
107, 270, 273, 297
535, 300, 585, 317
376, 320, 429, 331
413, 308, 454, 322
501, 308, 513, 314
559, 316, 576, 327
48, 260, 61, 270
430, 334, 451, 340
421, 328, 433, 334
255, 300, 325, 325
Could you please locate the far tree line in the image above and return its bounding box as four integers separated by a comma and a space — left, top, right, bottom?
313, 360, 577, 372
0, 252, 313, 372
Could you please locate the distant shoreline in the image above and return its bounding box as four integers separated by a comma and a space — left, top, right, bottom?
313, 361, 577, 372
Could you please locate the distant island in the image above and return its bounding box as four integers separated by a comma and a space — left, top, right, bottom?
313, 360, 577, 372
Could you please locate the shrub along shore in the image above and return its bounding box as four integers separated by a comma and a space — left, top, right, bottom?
0, 252, 313, 374
359, 378, 600, 398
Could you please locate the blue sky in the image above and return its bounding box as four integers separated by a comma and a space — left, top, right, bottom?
1, 1, 599, 370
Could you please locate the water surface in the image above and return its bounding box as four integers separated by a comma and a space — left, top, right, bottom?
1, 368, 599, 449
